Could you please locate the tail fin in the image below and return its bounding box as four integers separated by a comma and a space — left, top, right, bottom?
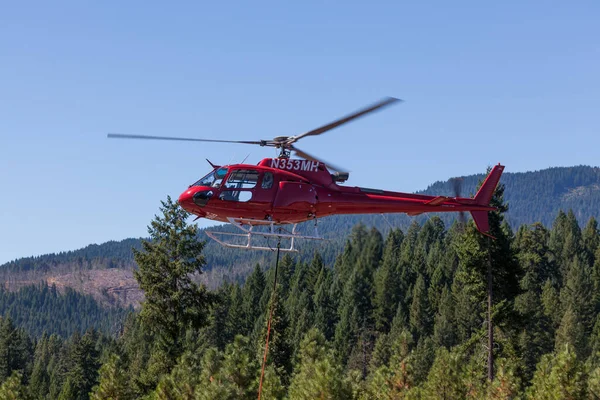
473, 164, 505, 206
471, 211, 491, 236
470, 164, 505, 237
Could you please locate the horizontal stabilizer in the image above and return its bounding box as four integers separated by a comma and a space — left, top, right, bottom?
425, 196, 450, 206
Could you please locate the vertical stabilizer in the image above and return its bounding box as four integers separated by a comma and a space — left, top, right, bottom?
470, 164, 505, 237
474, 164, 505, 206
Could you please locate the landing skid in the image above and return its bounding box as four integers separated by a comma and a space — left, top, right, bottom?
205, 217, 325, 252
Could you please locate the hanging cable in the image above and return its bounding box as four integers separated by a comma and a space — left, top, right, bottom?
257, 238, 282, 400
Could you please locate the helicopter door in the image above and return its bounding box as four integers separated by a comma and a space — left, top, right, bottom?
217, 169, 277, 217
219, 169, 259, 203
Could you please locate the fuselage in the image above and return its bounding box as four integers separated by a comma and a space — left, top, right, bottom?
177, 158, 496, 225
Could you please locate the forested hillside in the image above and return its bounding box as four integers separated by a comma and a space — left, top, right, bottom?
0, 284, 132, 338
2, 183, 600, 398
2, 165, 599, 298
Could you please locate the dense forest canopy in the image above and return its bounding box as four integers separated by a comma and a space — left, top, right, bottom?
0, 284, 132, 338
2, 184, 600, 398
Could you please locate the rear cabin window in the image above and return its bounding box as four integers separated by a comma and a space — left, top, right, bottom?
261, 172, 273, 189
225, 169, 259, 189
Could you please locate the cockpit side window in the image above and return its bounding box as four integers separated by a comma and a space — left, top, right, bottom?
261, 172, 273, 189
225, 169, 259, 189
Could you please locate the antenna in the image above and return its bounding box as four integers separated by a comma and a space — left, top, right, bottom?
227, 153, 236, 166
241, 153, 251, 164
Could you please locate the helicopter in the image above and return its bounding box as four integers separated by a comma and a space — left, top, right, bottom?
108, 97, 504, 251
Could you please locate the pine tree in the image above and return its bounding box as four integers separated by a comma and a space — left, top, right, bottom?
90, 353, 132, 400
205, 284, 234, 350
428, 241, 449, 312
312, 267, 336, 341
0, 316, 32, 384
411, 337, 435, 385
389, 303, 410, 342
549, 210, 569, 274
0, 317, 13, 382
133, 196, 212, 367
287, 328, 351, 400
560, 256, 594, 335
196, 335, 259, 400
421, 347, 465, 400
257, 284, 292, 381
398, 222, 420, 309
368, 333, 392, 373
582, 216, 599, 267
47, 334, 67, 400
433, 285, 456, 348
563, 210, 583, 266
259, 364, 285, 400
549, 209, 583, 281
593, 247, 600, 312
541, 279, 562, 328
58, 376, 77, 400
453, 176, 521, 380
526, 345, 588, 399
29, 332, 51, 399
409, 274, 432, 340
514, 223, 555, 379
416, 216, 446, 279
373, 229, 403, 333
226, 284, 245, 340
243, 264, 266, 335
63, 328, 101, 400
360, 227, 384, 270
451, 258, 485, 343
286, 259, 315, 359
555, 306, 588, 360
485, 358, 521, 400
118, 314, 154, 396
0, 371, 31, 400
588, 364, 600, 400
362, 336, 415, 400
151, 350, 204, 400
334, 229, 378, 367
334, 252, 375, 367
307, 252, 325, 290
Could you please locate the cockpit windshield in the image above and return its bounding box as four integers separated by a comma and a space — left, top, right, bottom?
193, 167, 228, 188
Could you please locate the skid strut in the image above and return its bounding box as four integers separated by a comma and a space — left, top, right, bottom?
205, 217, 325, 252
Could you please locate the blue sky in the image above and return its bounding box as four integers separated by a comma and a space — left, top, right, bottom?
1, 1, 598, 264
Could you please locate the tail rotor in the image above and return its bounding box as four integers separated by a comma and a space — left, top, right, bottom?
451, 177, 467, 230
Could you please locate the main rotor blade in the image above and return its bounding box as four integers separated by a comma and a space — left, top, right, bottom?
107, 133, 266, 146
292, 146, 347, 173
289, 96, 402, 143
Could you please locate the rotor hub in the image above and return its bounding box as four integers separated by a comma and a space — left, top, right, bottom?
272, 136, 291, 144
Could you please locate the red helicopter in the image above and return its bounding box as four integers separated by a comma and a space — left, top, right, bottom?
108, 97, 504, 251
